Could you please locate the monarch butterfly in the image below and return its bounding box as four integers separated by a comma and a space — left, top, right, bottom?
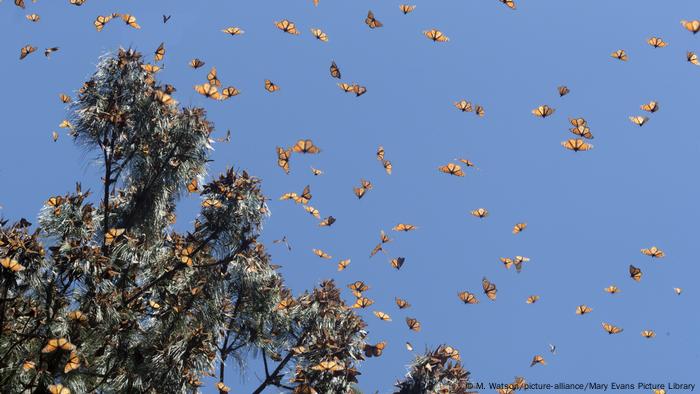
530, 355, 546, 367
569, 117, 587, 127
390, 257, 405, 270
276, 297, 296, 310
22, 361, 35, 371
352, 297, 374, 308
337, 259, 350, 271
512, 223, 527, 234
687, 51, 700, 65
15, 0, 25, 8
295, 185, 312, 204
319, 216, 336, 227
330, 61, 341, 79
222, 27, 244, 35
641, 330, 656, 338
604, 285, 620, 294
629, 115, 648, 126
19, 45, 36, 60
48, 384, 71, 394
348, 281, 369, 292
0, 258, 25, 273
201, 199, 222, 208
441, 346, 460, 360
207, 68, 221, 87
154, 42, 165, 61
471, 208, 488, 218
155, 91, 177, 106
611, 49, 628, 61
674, 287, 682, 295
532, 105, 555, 118
647, 37, 667, 48
681, 20, 700, 34
353, 84, 367, 96
312, 249, 331, 259
439, 163, 465, 176
221, 86, 240, 99
292, 139, 321, 154
629, 264, 642, 282
94, 15, 113, 32
304, 205, 320, 219
364, 342, 386, 358
311, 360, 344, 372
148, 299, 161, 309
189, 58, 205, 69
641, 246, 664, 258
164, 84, 176, 94
405, 317, 421, 331
526, 295, 540, 304
514, 255, 529, 273
640, 101, 659, 113
400, 4, 416, 14
395, 297, 411, 309
194, 83, 221, 100
311, 28, 328, 42
373, 311, 392, 321
104, 228, 125, 246
424, 29, 449, 42
264, 79, 280, 92
179, 245, 195, 266
121, 14, 141, 29
41, 338, 75, 353
482, 277, 497, 300
67, 310, 88, 323
454, 100, 473, 112
216, 382, 231, 393
500, 257, 513, 269
141, 64, 161, 73
275, 19, 300, 35
59, 94, 71, 103
500, 0, 516, 9
558, 86, 570, 96
562, 138, 593, 152
383, 160, 393, 175
380, 230, 392, 244
26, 14, 40, 22
602, 322, 623, 334
393, 223, 417, 232
576, 304, 592, 315
458, 291, 479, 304
47, 196, 63, 215
311, 167, 323, 176
475, 105, 485, 117
365, 10, 383, 28
64, 351, 80, 373
70, 0, 86, 5
570, 125, 594, 139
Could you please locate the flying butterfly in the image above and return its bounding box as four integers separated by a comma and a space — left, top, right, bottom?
500, 0, 516, 9
222, 27, 244, 35
189, 58, 205, 69
311, 28, 329, 42
319, 216, 336, 227
276, 147, 291, 174
348, 281, 369, 292
471, 208, 489, 218
337, 259, 350, 271
155, 90, 177, 106
395, 297, 411, 309
602, 322, 623, 334
292, 139, 321, 154
265, 79, 280, 92
311, 167, 323, 176
206, 67, 221, 87
482, 277, 497, 300
330, 61, 341, 79
530, 355, 546, 367
312, 248, 331, 259
681, 19, 700, 34
558, 86, 570, 96
221, 86, 240, 99
641, 246, 664, 258
570, 125, 594, 139
0, 258, 25, 273
439, 163, 465, 177
162, 14, 172, 23
562, 138, 593, 152
687, 51, 699, 65
424, 29, 449, 42
216, 382, 231, 393
400, 5, 416, 14
604, 285, 620, 294
526, 295, 540, 304
352, 297, 374, 309
19, 45, 36, 60
405, 317, 421, 331
512, 223, 527, 234
500, 257, 513, 269
393, 223, 417, 232
532, 105, 555, 118
26, 14, 40, 22
576, 305, 592, 315
304, 205, 320, 219
338, 83, 354, 92
454, 100, 473, 112
352, 84, 367, 97
94, 15, 113, 32
629, 115, 648, 126
365, 10, 383, 28
647, 37, 667, 48
475, 105, 485, 117
276, 19, 300, 35
121, 14, 141, 29
674, 287, 682, 295
390, 257, 405, 270
383, 160, 392, 175
363, 341, 386, 357
458, 291, 479, 304
44, 47, 60, 58
194, 83, 221, 100
373, 311, 392, 321
154, 42, 165, 62
641, 330, 656, 338
141, 64, 161, 73
629, 264, 642, 282
640, 101, 659, 113
611, 49, 628, 61
15, 0, 25, 8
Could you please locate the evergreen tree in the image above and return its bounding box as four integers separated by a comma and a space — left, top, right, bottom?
0, 49, 368, 394
394, 345, 474, 394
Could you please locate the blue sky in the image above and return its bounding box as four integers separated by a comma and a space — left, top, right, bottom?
1, 0, 699, 392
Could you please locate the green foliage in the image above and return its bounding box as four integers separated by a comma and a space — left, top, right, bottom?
394, 345, 473, 394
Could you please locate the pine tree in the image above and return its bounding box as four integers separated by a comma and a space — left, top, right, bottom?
0, 49, 369, 394
393, 345, 474, 394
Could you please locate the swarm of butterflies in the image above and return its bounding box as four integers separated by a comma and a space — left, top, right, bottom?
9, 0, 696, 392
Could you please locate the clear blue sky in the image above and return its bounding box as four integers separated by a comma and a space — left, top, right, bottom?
1, 0, 698, 392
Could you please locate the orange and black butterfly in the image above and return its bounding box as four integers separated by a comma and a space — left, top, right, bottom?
189, 58, 205, 69
265, 79, 280, 92
681, 20, 700, 34
674, 287, 682, 295
319, 216, 336, 227
338, 83, 354, 93
393, 223, 416, 232
94, 15, 113, 32
14, 0, 25, 9
292, 139, 321, 154
570, 125, 594, 139
154, 42, 165, 62
641, 246, 664, 258
141, 64, 161, 73
647, 37, 667, 48
405, 317, 421, 331
424, 29, 449, 42
640, 101, 659, 113
26, 14, 40, 22
526, 295, 540, 304
352, 84, 367, 97
365, 10, 383, 28
19, 45, 36, 60
311, 28, 328, 42
454, 100, 472, 112
382, 160, 392, 175
575, 305, 592, 315
558, 86, 570, 96
602, 322, 623, 334
611, 49, 628, 61
532, 105, 555, 118
222, 27, 244, 35
48, 384, 71, 394
348, 281, 369, 293
390, 257, 405, 270
1, 258, 25, 273
313, 248, 331, 259
482, 277, 497, 300
500, 0, 516, 10
41, 338, 75, 353
64, 350, 80, 373
512, 223, 527, 234
330, 61, 341, 79
458, 291, 479, 304
641, 330, 656, 338
475, 105, 485, 117
207, 68, 221, 87
629, 115, 649, 126
530, 355, 546, 367
471, 208, 488, 218
59, 94, 71, 103
104, 228, 125, 246
500, 257, 513, 269
629, 265, 642, 282
688, 51, 700, 65
295, 185, 312, 204
304, 205, 319, 218
400, 5, 416, 14
155, 90, 177, 106
276, 147, 291, 174
276, 19, 300, 35
352, 297, 374, 309
562, 138, 593, 152
337, 259, 350, 271
373, 311, 391, 322
121, 14, 141, 29
311, 359, 344, 372
194, 83, 221, 100
221, 86, 240, 99
604, 285, 620, 294
395, 297, 410, 309
439, 163, 464, 177
364, 341, 386, 357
